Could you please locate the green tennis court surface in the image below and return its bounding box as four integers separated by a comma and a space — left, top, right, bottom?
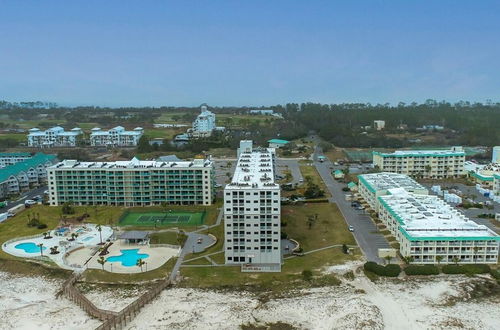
119, 210, 205, 227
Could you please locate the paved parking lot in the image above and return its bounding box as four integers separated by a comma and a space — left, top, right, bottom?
276, 159, 303, 185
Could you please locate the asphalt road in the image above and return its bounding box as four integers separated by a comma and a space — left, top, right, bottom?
0, 185, 48, 212
312, 143, 389, 263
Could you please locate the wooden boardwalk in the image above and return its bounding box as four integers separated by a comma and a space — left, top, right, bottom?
59, 272, 171, 330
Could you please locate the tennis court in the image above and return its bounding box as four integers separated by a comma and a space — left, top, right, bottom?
119, 210, 205, 227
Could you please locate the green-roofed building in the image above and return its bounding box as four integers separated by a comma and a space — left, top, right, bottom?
347, 182, 357, 191
0, 153, 57, 198
0, 152, 32, 168
267, 139, 289, 148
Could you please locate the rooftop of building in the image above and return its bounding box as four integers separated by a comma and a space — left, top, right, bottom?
267, 139, 289, 144
379, 190, 499, 241
358, 172, 427, 194
50, 157, 212, 170
374, 147, 465, 157
0, 153, 57, 182
226, 147, 279, 190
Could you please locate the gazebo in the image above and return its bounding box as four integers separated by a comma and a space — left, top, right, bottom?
119, 231, 149, 245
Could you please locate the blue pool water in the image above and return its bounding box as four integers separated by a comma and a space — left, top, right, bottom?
15, 242, 47, 253
106, 249, 149, 267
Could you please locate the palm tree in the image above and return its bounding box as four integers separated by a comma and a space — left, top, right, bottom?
403, 256, 414, 265
42, 232, 48, 239
384, 255, 392, 265
473, 246, 479, 263
452, 256, 460, 265
50, 246, 59, 255
436, 255, 443, 266
97, 256, 106, 270
38, 243, 44, 257
136, 258, 146, 272
96, 224, 103, 245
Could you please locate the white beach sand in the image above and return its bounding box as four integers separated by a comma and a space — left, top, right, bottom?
0, 272, 100, 330
1, 265, 499, 330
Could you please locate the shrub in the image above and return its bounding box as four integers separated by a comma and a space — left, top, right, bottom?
385, 264, 402, 277
442, 264, 491, 275
302, 269, 313, 282
37, 223, 47, 229
490, 269, 500, 282
404, 265, 440, 276
342, 244, 349, 254
364, 262, 401, 277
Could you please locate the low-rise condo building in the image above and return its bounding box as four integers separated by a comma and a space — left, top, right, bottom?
373, 147, 465, 179
378, 189, 499, 264
0, 153, 57, 198
90, 126, 144, 147
358, 172, 428, 212
0, 152, 32, 168
224, 141, 281, 272
47, 157, 214, 206
28, 126, 83, 148
468, 163, 500, 188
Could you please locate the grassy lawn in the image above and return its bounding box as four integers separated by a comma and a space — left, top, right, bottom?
81, 257, 177, 283
180, 247, 359, 291
0, 133, 26, 143
144, 127, 185, 140
156, 112, 191, 123
0, 258, 71, 279
323, 148, 346, 162
282, 203, 356, 251
209, 252, 225, 264
179, 202, 359, 290
149, 231, 187, 246
182, 257, 213, 266
299, 164, 331, 198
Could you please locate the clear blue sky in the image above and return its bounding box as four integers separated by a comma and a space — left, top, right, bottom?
1, 1, 499, 107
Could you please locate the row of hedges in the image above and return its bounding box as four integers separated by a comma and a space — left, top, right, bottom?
442, 264, 491, 275
364, 262, 401, 277
404, 265, 440, 275
367, 262, 496, 277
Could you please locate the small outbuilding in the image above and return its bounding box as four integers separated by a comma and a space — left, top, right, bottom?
268, 139, 290, 148
333, 169, 345, 179
119, 231, 149, 245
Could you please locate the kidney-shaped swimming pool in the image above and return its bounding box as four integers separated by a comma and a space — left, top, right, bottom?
106, 249, 149, 267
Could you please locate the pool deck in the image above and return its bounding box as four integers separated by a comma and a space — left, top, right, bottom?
1, 224, 113, 270
86, 241, 180, 274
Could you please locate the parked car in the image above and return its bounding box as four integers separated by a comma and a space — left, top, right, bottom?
43, 190, 50, 195
348, 225, 354, 232
24, 199, 37, 206
32, 195, 42, 202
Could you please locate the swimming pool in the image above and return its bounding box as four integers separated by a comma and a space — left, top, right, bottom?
15, 242, 47, 254
106, 249, 149, 267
